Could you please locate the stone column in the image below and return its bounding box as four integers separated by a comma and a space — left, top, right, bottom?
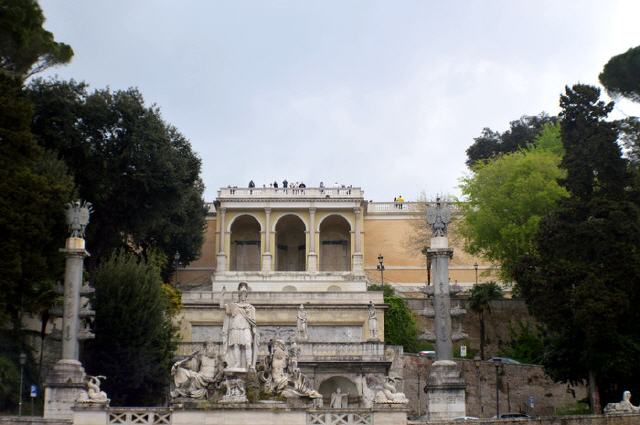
428, 242, 453, 361
45, 201, 94, 420
262, 208, 272, 272
307, 208, 318, 273
352, 207, 364, 275
424, 200, 466, 421
216, 208, 227, 272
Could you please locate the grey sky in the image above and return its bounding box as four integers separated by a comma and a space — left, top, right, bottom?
39, 0, 640, 202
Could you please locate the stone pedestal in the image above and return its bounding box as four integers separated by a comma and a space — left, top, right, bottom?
352, 253, 364, 276
261, 252, 272, 272
424, 360, 466, 421
307, 252, 318, 273
44, 360, 87, 419
216, 253, 227, 273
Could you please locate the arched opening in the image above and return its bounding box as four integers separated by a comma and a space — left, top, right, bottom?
230, 215, 261, 271
318, 376, 359, 407
275, 215, 306, 271
319, 215, 351, 271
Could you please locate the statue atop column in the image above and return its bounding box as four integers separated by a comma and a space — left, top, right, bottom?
426, 197, 451, 237
66, 200, 93, 239
221, 282, 259, 371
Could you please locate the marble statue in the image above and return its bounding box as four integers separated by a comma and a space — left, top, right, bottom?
330, 387, 348, 408
258, 338, 322, 401
605, 391, 640, 414
297, 304, 308, 340
77, 375, 109, 404
426, 197, 451, 237
364, 374, 408, 405
368, 301, 378, 340
170, 342, 224, 399
221, 282, 259, 371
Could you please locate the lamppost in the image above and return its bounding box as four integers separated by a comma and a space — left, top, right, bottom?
376, 254, 385, 287
174, 251, 181, 285
18, 352, 26, 416
493, 357, 502, 418
474, 262, 478, 285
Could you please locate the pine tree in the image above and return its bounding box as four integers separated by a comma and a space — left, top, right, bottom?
515, 85, 640, 411
85, 251, 178, 406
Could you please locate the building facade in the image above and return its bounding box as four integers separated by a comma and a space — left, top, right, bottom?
175, 185, 496, 406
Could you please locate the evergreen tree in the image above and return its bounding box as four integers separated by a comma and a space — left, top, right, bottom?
515, 84, 640, 411
599, 45, 640, 102
26, 79, 206, 276
85, 251, 178, 406
0, 0, 73, 79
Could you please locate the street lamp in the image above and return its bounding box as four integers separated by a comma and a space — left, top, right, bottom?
18, 352, 26, 417
493, 357, 502, 418
376, 254, 385, 287
474, 262, 479, 285
174, 251, 181, 285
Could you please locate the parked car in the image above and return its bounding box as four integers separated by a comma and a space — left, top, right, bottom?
489, 356, 521, 364
453, 416, 480, 421
499, 412, 530, 419
418, 350, 436, 359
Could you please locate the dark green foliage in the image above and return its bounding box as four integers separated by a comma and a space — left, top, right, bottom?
368, 284, 419, 353
26, 79, 207, 276
85, 251, 178, 406
599, 46, 640, 102
467, 282, 503, 360
498, 321, 544, 365
0, 73, 73, 330
515, 84, 640, 408
465, 113, 556, 167
0, 0, 73, 79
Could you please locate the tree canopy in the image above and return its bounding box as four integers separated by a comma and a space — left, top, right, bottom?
515, 84, 640, 410
85, 251, 178, 406
465, 113, 556, 167
459, 123, 568, 282
599, 45, 640, 102
0, 0, 73, 79
0, 73, 73, 330
26, 79, 207, 275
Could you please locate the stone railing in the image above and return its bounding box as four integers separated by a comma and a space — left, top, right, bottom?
107, 408, 171, 425
182, 290, 384, 305
218, 187, 363, 199
366, 202, 424, 213
307, 410, 372, 425
176, 341, 387, 362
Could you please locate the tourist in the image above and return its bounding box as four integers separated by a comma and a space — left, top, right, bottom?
397, 195, 405, 210
393, 197, 398, 209
299, 182, 306, 188
248, 180, 255, 188
273, 181, 278, 188
319, 181, 325, 188
283, 179, 288, 188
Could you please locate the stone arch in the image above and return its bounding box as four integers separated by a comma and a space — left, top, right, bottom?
229, 215, 261, 271
318, 376, 359, 407
272, 213, 308, 232
316, 213, 352, 233
275, 214, 306, 271
227, 213, 263, 233
319, 214, 351, 271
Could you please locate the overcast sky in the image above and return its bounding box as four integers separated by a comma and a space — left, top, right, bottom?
39, 0, 640, 202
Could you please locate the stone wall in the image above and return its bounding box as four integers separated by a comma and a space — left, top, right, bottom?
408, 413, 640, 425
0, 418, 70, 425
402, 355, 587, 419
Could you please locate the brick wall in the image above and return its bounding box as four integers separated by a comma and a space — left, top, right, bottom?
402, 355, 587, 419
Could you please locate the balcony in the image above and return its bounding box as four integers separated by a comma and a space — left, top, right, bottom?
218, 186, 363, 199
176, 341, 387, 362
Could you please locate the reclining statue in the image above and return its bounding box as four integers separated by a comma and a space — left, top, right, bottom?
604, 391, 640, 414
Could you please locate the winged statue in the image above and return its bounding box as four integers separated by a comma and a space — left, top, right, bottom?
426, 198, 451, 237
66, 200, 93, 238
